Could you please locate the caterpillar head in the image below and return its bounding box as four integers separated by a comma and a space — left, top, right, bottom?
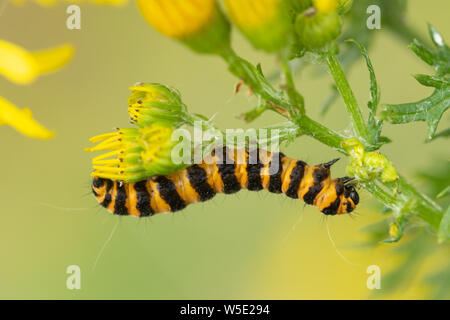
320, 177, 359, 216
340, 180, 359, 215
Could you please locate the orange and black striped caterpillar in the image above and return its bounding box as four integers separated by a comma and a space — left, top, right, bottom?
92, 147, 359, 217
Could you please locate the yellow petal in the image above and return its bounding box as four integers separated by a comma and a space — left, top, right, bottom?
136, 0, 216, 39
31, 44, 74, 75
313, 0, 339, 13
0, 39, 39, 85
224, 0, 278, 29
0, 96, 55, 139
12, 0, 128, 6
0, 40, 74, 85
34, 0, 58, 6
89, 0, 128, 6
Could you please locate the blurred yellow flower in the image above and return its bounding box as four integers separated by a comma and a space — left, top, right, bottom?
11, 0, 128, 6
136, 0, 216, 39
0, 96, 54, 139
0, 40, 74, 85
224, 0, 278, 29
313, 0, 339, 13
223, 0, 291, 51
136, 0, 230, 54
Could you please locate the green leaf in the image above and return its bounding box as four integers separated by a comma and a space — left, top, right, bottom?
427, 127, 450, 142
381, 87, 450, 139
413, 74, 449, 89
347, 40, 380, 110
414, 25, 450, 76
383, 25, 450, 140
347, 39, 383, 144
409, 39, 436, 66
438, 205, 450, 243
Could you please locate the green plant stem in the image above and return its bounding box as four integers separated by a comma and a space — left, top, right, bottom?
220, 48, 289, 109
325, 52, 371, 144
364, 181, 402, 211
364, 178, 443, 230
293, 115, 346, 153
279, 51, 305, 115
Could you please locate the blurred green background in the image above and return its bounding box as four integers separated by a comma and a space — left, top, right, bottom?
0, 0, 448, 299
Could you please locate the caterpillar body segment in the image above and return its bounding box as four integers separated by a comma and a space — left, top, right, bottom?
92, 148, 359, 217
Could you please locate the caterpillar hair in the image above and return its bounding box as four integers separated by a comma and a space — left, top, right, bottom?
91, 147, 359, 217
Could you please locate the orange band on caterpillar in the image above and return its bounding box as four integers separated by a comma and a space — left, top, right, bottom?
92, 147, 359, 217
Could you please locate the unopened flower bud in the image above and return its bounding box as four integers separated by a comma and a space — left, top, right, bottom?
128, 83, 188, 128
224, 0, 292, 52
294, 5, 342, 50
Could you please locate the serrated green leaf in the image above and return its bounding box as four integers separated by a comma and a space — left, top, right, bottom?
438, 205, 450, 243
413, 74, 450, 89
428, 24, 446, 49
409, 39, 436, 66
377, 136, 392, 144
347, 39, 383, 144
381, 87, 450, 139
427, 25, 450, 76
427, 127, 450, 142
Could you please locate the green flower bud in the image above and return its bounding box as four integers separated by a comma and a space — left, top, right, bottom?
128, 83, 188, 129
381, 162, 399, 183
341, 138, 399, 182
341, 138, 364, 165
294, 8, 342, 50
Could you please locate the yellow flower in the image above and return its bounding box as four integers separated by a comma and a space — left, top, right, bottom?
0, 96, 54, 139
11, 0, 128, 6
0, 40, 74, 85
137, 0, 215, 38
224, 0, 278, 29
341, 138, 398, 182
223, 0, 291, 51
128, 82, 188, 128
313, 0, 339, 13
86, 125, 185, 182
136, 0, 230, 54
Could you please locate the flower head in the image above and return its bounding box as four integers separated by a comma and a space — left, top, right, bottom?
136, 0, 231, 54
294, 5, 342, 51
11, 0, 128, 6
223, 0, 292, 52
342, 138, 398, 182
128, 83, 188, 128
0, 40, 74, 85
86, 125, 186, 182
0, 96, 54, 139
